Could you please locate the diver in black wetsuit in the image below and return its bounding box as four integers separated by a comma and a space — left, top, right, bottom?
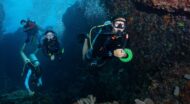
42, 30, 64, 61
83, 17, 130, 67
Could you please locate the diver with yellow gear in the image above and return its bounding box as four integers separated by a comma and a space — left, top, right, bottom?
41, 30, 64, 61
82, 16, 133, 67
20, 29, 63, 95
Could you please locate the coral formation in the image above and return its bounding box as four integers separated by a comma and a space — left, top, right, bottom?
135, 0, 190, 12
135, 98, 154, 104
74, 95, 155, 104
1, 0, 190, 103
75, 95, 96, 104
148, 63, 190, 104
0, 90, 53, 104
85, 0, 190, 103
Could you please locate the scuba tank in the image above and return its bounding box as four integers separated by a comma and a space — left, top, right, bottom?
29, 54, 40, 67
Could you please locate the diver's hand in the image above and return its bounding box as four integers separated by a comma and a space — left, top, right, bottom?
50, 55, 55, 61
25, 58, 31, 64
21, 58, 31, 76
29, 91, 35, 96
113, 49, 127, 58
21, 72, 24, 77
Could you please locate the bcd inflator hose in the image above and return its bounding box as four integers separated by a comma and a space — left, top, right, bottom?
119, 48, 133, 63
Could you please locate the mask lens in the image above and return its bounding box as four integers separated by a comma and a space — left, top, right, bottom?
118, 24, 125, 29
114, 22, 125, 29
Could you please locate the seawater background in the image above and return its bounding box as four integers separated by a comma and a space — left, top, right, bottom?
0, 0, 106, 103
0, 0, 190, 103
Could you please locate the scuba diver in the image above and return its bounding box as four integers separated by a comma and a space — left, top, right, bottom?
20, 19, 43, 96
82, 16, 133, 67
20, 44, 42, 96
41, 30, 64, 61
20, 19, 39, 44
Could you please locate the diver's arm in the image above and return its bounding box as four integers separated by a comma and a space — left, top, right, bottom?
92, 38, 113, 58
20, 43, 30, 76
57, 39, 64, 54
23, 26, 34, 32
34, 48, 39, 54
21, 43, 26, 52
20, 43, 30, 63
113, 34, 130, 58
122, 34, 129, 49
23, 28, 31, 32
82, 38, 89, 60
24, 22, 36, 31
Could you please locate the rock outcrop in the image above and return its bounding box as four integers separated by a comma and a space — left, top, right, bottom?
135, 0, 190, 13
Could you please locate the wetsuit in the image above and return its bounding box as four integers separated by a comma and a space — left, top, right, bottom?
91, 27, 129, 60
23, 20, 39, 43
25, 62, 42, 85
42, 36, 62, 59
24, 54, 42, 94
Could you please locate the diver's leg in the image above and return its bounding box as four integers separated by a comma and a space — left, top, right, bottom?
24, 69, 35, 95
82, 38, 89, 60
37, 77, 42, 87
84, 49, 99, 66
85, 49, 106, 67
85, 48, 93, 60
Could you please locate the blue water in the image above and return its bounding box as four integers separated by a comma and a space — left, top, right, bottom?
0, 0, 107, 103
2, 0, 77, 34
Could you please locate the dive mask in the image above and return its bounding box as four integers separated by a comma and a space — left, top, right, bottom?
113, 23, 125, 29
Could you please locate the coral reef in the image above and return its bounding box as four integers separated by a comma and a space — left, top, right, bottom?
148, 63, 190, 104
135, 0, 190, 13
180, 80, 190, 104
74, 95, 155, 104
75, 95, 96, 104
103, 0, 133, 17
77, 0, 106, 20
0, 90, 53, 104
78, 0, 190, 104
135, 98, 154, 104
1, 0, 187, 103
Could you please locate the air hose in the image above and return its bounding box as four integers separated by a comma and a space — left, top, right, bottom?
88, 23, 133, 63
